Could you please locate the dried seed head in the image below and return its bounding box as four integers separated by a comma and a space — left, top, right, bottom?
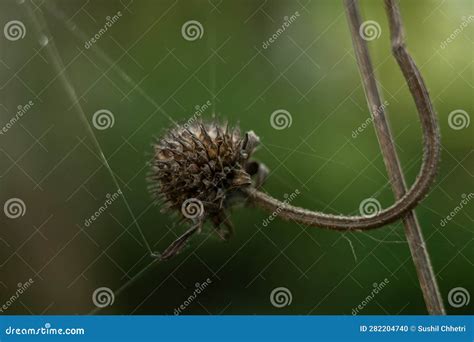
148, 120, 262, 229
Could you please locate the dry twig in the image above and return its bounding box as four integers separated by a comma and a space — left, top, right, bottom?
344, 0, 444, 314
247, 0, 444, 314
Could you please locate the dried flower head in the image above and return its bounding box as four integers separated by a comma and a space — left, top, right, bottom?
148, 120, 268, 259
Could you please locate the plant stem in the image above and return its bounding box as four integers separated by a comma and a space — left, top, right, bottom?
246, 0, 441, 230
343, 0, 445, 314
245, 0, 444, 314
246, 82, 439, 231
245, 0, 440, 229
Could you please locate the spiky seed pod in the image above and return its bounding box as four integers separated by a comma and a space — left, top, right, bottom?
148, 120, 263, 235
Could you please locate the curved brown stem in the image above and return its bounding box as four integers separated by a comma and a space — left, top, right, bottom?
245, 1, 440, 231
383, 0, 445, 315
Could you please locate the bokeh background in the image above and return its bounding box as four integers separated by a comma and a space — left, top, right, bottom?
0, 0, 472, 315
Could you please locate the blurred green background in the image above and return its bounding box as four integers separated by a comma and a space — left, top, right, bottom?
0, 0, 472, 315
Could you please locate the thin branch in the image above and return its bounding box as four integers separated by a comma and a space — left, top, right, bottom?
344, 0, 444, 314
245, 0, 440, 231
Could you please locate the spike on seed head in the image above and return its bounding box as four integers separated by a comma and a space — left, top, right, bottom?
148, 120, 263, 230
